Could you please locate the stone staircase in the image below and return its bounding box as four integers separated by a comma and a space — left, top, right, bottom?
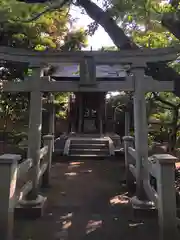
64, 137, 115, 158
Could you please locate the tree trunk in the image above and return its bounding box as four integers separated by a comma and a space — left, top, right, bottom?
2, 106, 10, 152
77, 0, 137, 49
169, 108, 179, 153
162, 0, 180, 40
162, 12, 180, 40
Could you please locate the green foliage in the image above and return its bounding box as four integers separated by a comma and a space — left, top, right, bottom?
0, 92, 29, 121
0, 0, 88, 132
133, 30, 178, 48
0, 0, 87, 50
105, 0, 178, 49
101, 0, 180, 149
146, 92, 180, 150
54, 92, 69, 119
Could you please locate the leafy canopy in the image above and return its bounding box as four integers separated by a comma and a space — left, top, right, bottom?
0, 0, 87, 50
0, 0, 88, 130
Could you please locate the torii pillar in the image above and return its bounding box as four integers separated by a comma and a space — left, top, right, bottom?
131, 63, 150, 205
26, 65, 46, 205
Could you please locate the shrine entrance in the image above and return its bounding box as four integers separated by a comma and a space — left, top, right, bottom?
83, 103, 98, 134
70, 92, 106, 134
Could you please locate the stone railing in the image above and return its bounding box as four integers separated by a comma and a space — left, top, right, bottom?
123, 136, 179, 240
107, 137, 115, 156
0, 134, 53, 240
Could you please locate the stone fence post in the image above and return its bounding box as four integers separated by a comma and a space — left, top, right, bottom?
123, 136, 134, 189
125, 111, 130, 136
42, 135, 54, 187
48, 94, 55, 152
155, 154, 178, 240
0, 154, 21, 240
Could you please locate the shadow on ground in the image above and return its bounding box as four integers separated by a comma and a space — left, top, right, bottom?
14, 159, 159, 240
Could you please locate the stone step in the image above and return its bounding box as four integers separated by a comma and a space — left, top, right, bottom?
69, 149, 109, 156
66, 137, 112, 158
71, 139, 109, 145
69, 154, 110, 158
70, 148, 109, 152
70, 143, 108, 150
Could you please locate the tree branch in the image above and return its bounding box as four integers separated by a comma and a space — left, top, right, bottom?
169, 0, 180, 9
176, 122, 180, 129
154, 102, 174, 111
76, 0, 137, 49
162, 0, 180, 39
162, 12, 180, 40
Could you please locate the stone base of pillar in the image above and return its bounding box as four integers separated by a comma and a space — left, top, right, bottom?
130, 196, 157, 218
15, 195, 47, 219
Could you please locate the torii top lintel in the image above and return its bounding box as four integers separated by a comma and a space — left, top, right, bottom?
0, 46, 178, 66
0, 46, 178, 93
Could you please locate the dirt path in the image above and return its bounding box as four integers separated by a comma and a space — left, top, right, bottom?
14, 159, 159, 240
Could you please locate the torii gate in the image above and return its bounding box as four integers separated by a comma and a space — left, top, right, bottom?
0, 46, 179, 203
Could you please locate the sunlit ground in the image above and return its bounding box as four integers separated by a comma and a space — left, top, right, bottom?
69, 161, 84, 166
86, 219, 103, 234
110, 193, 129, 206
65, 172, 78, 176
54, 213, 73, 239
65, 161, 92, 177
60, 213, 73, 220
129, 222, 144, 227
